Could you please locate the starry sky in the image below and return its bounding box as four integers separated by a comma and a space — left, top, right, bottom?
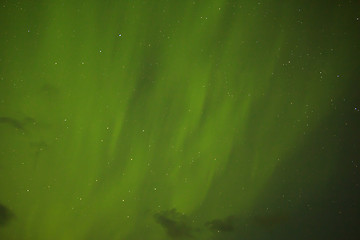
0, 0, 359, 239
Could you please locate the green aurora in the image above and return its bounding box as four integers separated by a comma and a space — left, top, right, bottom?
1, 0, 359, 239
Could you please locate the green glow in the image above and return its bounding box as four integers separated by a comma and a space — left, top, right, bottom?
1, 0, 359, 239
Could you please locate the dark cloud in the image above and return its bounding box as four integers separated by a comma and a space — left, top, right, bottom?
154, 208, 195, 239
154, 209, 290, 240
205, 215, 237, 233
205, 212, 291, 240
0, 117, 25, 131
0, 116, 37, 134
0, 203, 14, 226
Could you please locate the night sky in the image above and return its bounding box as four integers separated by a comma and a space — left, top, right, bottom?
0, 0, 360, 239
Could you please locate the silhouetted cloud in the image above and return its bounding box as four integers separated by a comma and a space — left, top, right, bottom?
205, 211, 291, 240
154, 209, 291, 240
154, 208, 195, 239
205, 215, 237, 233
0, 117, 25, 131
0, 203, 13, 226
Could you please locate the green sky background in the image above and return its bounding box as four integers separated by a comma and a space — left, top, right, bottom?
1, 0, 359, 239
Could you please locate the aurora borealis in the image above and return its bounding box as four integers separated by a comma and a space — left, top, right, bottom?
1, 0, 360, 239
